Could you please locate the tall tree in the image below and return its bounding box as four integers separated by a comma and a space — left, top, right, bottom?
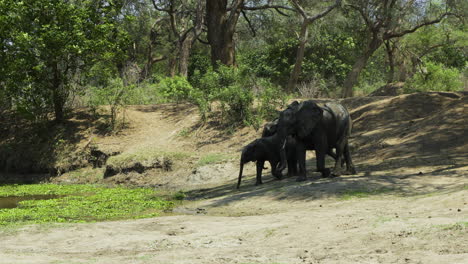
206, 0, 295, 67
287, 0, 342, 92
0, 0, 128, 122
341, 0, 453, 97
206, 0, 243, 67
152, 0, 205, 77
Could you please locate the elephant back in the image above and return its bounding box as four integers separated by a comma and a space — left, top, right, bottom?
323, 102, 351, 140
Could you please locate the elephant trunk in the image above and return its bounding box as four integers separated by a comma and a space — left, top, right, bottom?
276, 139, 288, 174
237, 162, 244, 189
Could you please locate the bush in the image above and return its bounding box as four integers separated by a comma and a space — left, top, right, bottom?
406, 61, 463, 92
189, 65, 289, 128
87, 78, 132, 130
256, 79, 289, 121
157, 75, 194, 103
218, 83, 255, 126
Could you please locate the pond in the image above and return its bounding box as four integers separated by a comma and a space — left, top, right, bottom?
0, 195, 62, 209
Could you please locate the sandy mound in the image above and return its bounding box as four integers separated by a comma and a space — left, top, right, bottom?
349, 92, 467, 171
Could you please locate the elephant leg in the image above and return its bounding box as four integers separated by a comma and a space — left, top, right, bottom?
315, 136, 330, 178
270, 160, 282, 180
287, 155, 298, 177
296, 143, 307, 181
256, 160, 265, 185
332, 141, 344, 177
327, 148, 337, 161
343, 142, 357, 175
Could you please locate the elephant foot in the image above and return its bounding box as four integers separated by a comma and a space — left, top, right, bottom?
320, 168, 331, 178
331, 169, 342, 177
342, 167, 357, 175
272, 172, 283, 180
296, 176, 307, 182
255, 181, 263, 186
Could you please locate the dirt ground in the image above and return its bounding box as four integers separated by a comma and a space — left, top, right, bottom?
0, 92, 467, 264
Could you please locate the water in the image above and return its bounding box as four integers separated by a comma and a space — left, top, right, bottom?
0, 195, 61, 209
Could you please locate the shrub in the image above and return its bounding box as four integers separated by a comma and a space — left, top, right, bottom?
218, 83, 255, 126
256, 79, 289, 121
87, 78, 131, 130
189, 64, 289, 128
157, 75, 194, 103
406, 61, 463, 92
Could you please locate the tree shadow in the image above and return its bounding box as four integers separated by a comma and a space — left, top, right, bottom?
184, 153, 467, 210
0, 109, 95, 183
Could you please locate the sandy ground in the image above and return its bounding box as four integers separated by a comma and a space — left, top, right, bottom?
1, 92, 467, 264
1, 172, 466, 264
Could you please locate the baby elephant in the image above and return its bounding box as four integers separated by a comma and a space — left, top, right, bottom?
237, 133, 297, 189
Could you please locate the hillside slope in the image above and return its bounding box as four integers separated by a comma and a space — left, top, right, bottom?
1, 92, 467, 264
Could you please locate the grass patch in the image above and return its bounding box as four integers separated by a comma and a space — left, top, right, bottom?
0, 184, 176, 227
61, 167, 105, 183
437, 222, 468, 231
339, 188, 393, 200
177, 128, 192, 138
197, 152, 235, 167
107, 149, 191, 168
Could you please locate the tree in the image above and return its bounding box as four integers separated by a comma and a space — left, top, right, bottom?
341, 0, 453, 97
0, 0, 128, 122
151, 0, 205, 77
287, 0, 342, 92
206, 0, 295, 67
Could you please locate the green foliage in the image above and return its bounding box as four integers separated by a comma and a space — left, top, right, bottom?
239, 31, 356, 90
406, 62, 463, 92
197, 153, 234, 167
0, 184, 175, 226
172, 191, 186, 200
339, 188, 393, 200
0, 0, 128, 121
188, 64, 289, 128
437, 222, 468, 231
87, 78, 133, 130
157, 76, 195, 103
255, 79, 289, 121
218, 83, 255, 126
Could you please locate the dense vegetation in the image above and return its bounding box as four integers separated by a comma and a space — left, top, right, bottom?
0, 0, 465, 126
0, 184, 177, 226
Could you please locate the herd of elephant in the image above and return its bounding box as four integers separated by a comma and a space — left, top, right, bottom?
237, 100, 357, 189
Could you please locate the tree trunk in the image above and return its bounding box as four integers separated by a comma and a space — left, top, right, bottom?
287, 20, 309, 93
341, 36, 382, 98
52, 64, 65, 123
384, 40, 396, 83
53, 89, 64, 123
168, 56, 177, 77
206, 0, 242, 67
178, 34, 193, 77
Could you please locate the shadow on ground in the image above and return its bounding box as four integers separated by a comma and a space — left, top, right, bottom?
185, 155, 467, 211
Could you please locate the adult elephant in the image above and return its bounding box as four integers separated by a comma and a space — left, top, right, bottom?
276, 100, 356, 180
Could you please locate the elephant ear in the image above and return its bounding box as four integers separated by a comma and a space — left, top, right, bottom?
295, 101, 323, 138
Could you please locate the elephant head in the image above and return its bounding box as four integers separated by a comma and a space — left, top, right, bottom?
275, 100, 323, 173
237, 140, 258, 189
262, 119, 278, 137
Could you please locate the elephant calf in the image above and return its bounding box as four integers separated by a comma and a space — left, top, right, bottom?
237, 133, 297, 189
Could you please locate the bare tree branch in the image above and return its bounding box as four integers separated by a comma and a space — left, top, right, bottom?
240, 4, 296, 12
151, 0, 170, 12
241, 10, 256, 37
197, 36, 210, 45
290, 0, 341, 23
347, 3, 373, 29
384, 13, 450, 39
